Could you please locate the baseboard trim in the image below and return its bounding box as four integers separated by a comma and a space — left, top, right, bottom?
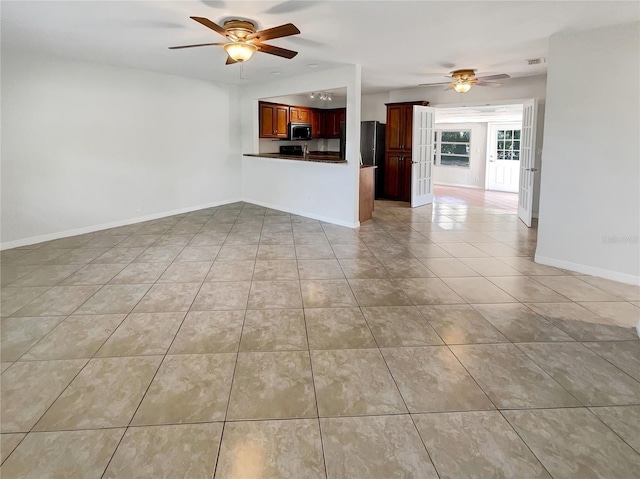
1, 198, 243, 250
534, 254, 640, 286
241, 197, 360, 228
434, 182, 484, 190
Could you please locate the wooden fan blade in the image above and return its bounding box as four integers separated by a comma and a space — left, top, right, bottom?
226, 56, 238, 65
419, 81, 453, 86
475, 81, 502, 88
256, 43, 298, 59
476, 73, 510, 81
169, 42, 226, 49
190, 16, 229, 38
247, 23, 300, 42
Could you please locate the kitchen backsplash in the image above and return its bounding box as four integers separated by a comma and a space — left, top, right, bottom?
259, 138, 340, 154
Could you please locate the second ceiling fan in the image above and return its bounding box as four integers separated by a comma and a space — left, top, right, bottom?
169, 16, 300, 64
421, 69, 510, 93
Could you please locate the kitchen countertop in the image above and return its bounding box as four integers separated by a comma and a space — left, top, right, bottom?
244, 152, 347, 164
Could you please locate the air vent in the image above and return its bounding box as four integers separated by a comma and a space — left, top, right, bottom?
526, 58, 546, 66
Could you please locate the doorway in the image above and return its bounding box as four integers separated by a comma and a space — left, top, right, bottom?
487, 122, 521, 193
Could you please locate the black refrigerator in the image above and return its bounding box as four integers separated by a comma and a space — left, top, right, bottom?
360, 121, 386, 199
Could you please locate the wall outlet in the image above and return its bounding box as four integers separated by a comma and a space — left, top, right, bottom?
133, 206, 143, 213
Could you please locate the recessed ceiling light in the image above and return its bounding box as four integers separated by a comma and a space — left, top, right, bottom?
271, 71, 282, 75
307, 63, 319, 68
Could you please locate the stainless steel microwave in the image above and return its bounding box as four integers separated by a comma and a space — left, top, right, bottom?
289, 122, 312, 141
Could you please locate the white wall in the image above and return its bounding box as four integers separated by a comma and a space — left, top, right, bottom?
434, 123, 488, 189
361, 92, 389, 122
240, 65, 362, 227
1, 50, 240, 248
536, 21, 640, 284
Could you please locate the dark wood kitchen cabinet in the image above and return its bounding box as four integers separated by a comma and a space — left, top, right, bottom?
259, 101, 289, 139
311, 109, 324, 138
324, 108, 346, 139
383, 101, 428, 201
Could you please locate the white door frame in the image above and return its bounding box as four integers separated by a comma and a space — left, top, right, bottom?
411, 105, 436, 207
432, 98, 539, 226
485, 121, 522, 193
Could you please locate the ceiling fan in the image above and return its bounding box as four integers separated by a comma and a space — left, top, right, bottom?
169, 17, 300, 64
420, 69, 510, 93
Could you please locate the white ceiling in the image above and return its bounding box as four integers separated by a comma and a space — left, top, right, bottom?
3, 1, 639, 93
435, 104, 523, 124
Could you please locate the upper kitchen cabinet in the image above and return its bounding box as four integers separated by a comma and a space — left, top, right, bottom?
259, 101, 289, 139
324, 108, 346, 139
290, 106, 312, 123
385, 102, 428, 152
311, 109, 324, 138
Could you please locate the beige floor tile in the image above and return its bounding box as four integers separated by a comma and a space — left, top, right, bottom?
504, 408, 640, 479
0, 362, 13, 374
460, 257, 522, 276
60, 263, 127, 285
0, 316, 65, 361
216, 419, 325, 479
22, 314, 126, 360
297, 259, 345, 280
439, 242, 490, 258
227, 351, 316, 420
1, 433, 25, 464
157, 261, 211, 283
1, 265, 39, 287
450, 344, 580, 408
420, 304, 509, 344
330, 243, 374, 259
191, 281, 250, 310
260, 231, 295, 245
361, 306, 443, 346
216, 244, 258, 261
527, 302, 639, 341
50, 248, 110, 265
443, 277, 517, 303
248, 280, 303, 309
472, 303, 574, 342
534, 275, 620, 302
584, 341, 640, 382
577, 275, 640, 301
92, 247, 146, 264
413, 411, 550, 479
132, 353, 236, 425
205, 260, 255, 281
405, 243, 452, 259
321, 415, 438, 479
295, 243, 336, 260
300, 280, 358, 308
253, 260, 299, 281
1, 287, 50, 317
174, 245, 220, 262
103, 423, 222, 479
35, 356, 161, 430
518, 342, 640, 406
474, 242, 523, 257
488, 276, 571, 302
74, 284, 150, 314
133, 283, 200, 313
169, 310, 244, 354
590, 405, 640, 453
190, 232, 228, 246
96, 312, 184, 357
305, 307, 376, 349
13, 285, 101, 317
109, 262, 169, 284
379, 257, 435, 278
397, 278, 465, 305
257, 244, 296, 260
240, 309, 307, 351
381, 346, 494, 413
1, 359, 87, 432
0, 429, 124, 479
312, 349, 406, 417
338, 258, 389, 279
420, 257, 480, 277
6, 265, 82, 287
578, 301, 640, 328
498, 256, 564, 275
10, 248, 70, 265
117, 234, 160, 248
133, 245, 184, 263
347, 278, 413, 306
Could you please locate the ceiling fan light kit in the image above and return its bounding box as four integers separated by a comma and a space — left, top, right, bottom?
169, 16, 300, 65
453, 81, 473, 93
419, 69, 510, 92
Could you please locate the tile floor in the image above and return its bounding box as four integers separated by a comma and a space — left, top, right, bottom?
1, 188, 639, 478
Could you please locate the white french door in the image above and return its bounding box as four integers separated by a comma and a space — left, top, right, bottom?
487, 122, 521, 193
411, 105, 435, 208
518, 99, 537, 227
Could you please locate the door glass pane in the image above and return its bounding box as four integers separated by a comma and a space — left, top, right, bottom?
441, 143, 469, 155
497, 130, 505, 140
498, 141, 504, 150
441, 131, 470, 142
514, 130, 521, 139
505, 130, 513, 139
441, 155, 470, 167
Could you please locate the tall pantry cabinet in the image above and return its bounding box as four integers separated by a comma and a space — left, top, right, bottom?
383, 101, 429, 201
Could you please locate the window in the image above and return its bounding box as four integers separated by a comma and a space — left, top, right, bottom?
496, 129, 521, 160
435, 130, 471, 167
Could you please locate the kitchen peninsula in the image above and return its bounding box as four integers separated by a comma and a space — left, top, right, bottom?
243, 151, 346, 164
